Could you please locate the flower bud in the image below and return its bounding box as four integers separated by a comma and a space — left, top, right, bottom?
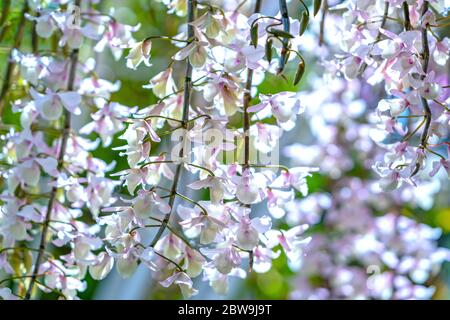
299, 11, 309, 36
251, 23, 259, 48
313, 0, 322, 16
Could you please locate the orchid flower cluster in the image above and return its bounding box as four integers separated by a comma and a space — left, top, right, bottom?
278, 0, 449, 299
0, 0, 138, 299
331, 0, 449, 188
0, 0, 318, 299
0, 0, 448, 301
285, 76, 450, 299
98, 0, 318, 298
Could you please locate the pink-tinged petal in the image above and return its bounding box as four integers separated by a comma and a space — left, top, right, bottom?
35, 157, 59, 177
159, 272, 179, 288
443, 160, 450, 177
188, 179, 210, 190
37, 95, 63, 121
286, 224, 309, 238
242, 45, 265, 64
101, 206, 130, 213
145, 121, 161, 142
429, 160, 442, 177
378, 28, 400, 42
79, 122, 96, 135
157, 200, 171, 214
58, 91, 82, 115
125, 171, 142, 195
18, 205, 42, 222
251, 215, 272, 233
161, 163, 174, 180
89, 253, 114, 280
247, 102, 267, 113
177, 205, 197, 220
172, 42, 197, 61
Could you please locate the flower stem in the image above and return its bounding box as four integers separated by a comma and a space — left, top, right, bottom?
144, 35, 190, 43
153, 251, 184, 272
241, 0, 262, 272
140, 160, 174, 169
0, 247, 42, 255
411, 1, 431, 178
248, 163, 290, 172
402, 117, 426, 142
150, 0, 197, 248
155, 185, 208, 215
31, 10, 39, 54
319, 0, 328, 46
244, 0, 262, 174
0, 274, 47, 287
174, 191, 208, 215
186, 162, 215, 177
403, 2, 412, 31
277, 0, 290, 74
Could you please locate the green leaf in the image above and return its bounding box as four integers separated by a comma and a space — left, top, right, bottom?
251, 23, 259, 48
299, 11, 309, 36
268, 28, 294, 39
313, 0, 322, 16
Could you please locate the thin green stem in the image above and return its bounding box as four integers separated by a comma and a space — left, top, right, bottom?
426, 147, 446, 160
174, 191, 208, 215
186, 162, 215, 176
153, 251, 184, 272
319, 0, 328, 46
143, 35, 190, 44
150, 0, 197, 248
247, 163, 290, 172
402, 117, 426, 142
403, 2, 412, 30
411, 1, 431, 178
140, 160, 174, 169
277, 0, 290, 74
0, 274, 46, 286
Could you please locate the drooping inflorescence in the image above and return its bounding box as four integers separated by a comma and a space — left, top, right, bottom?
0, 0, 448, 300
99, 0, 316, 298
0, 0, 137, 299
282, 0, 450, 299
332, 0, 449, 187
0, 0, 316, 299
